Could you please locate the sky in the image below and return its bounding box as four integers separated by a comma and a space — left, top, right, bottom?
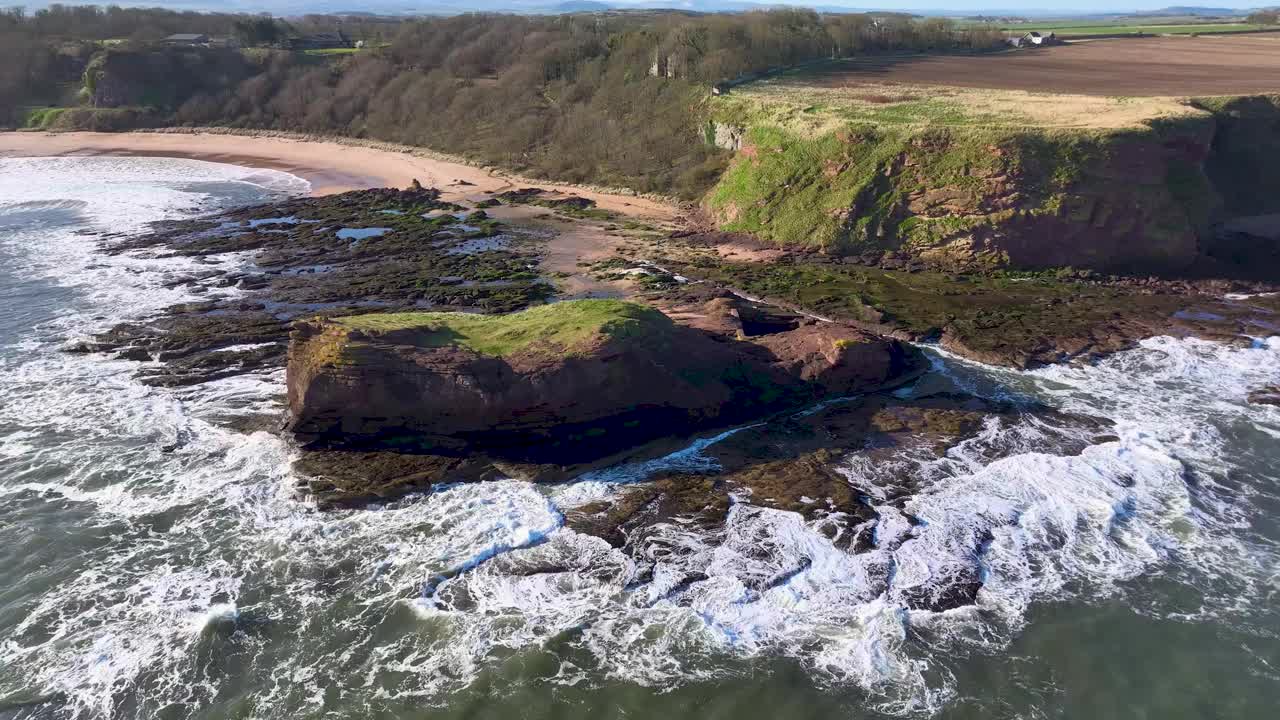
685, 1, 1261, 8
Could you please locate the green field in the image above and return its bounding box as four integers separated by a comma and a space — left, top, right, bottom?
303, 47, 363, 56
1007, 21, 1269, 36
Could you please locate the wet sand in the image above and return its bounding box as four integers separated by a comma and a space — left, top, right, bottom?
0, 130, 678, 221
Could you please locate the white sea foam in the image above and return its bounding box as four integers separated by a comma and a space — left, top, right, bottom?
552, 424, 763, 508
0, 157, 311, 716
423, 335, 1280, 712
209, 342, 281, 353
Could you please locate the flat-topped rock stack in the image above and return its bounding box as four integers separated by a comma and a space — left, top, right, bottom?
286, 299, 924, 465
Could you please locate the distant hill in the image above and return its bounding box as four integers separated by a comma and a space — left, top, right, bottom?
552, 0, 612, 11
1135, 6, 1248, 15
14, 1, 1258, 19
104, 0, 890, 17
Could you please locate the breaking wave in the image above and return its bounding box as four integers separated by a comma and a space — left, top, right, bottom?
0, 157, 1277, 718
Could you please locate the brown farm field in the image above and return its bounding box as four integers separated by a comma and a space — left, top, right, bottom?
795, 36, 1280, 97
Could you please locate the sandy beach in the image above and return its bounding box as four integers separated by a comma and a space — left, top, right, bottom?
0, 130, 678, 221
0, 129, 686, 300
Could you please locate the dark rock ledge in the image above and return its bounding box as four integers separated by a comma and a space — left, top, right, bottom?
284, 296, 927, 503
68, 186, 552, 387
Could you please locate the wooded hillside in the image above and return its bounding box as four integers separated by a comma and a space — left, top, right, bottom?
1, 5, 1004, 197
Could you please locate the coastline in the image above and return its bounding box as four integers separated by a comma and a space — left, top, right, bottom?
4, 129, 1276, 370
0, 129, 680, 221
3, 138, 1280, 720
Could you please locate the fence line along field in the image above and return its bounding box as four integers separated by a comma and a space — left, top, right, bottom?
782, 36, 1280, 98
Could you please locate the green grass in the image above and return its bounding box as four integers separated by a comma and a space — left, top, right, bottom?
833, 98, 1000, 126
334, 299, 671, 357
703, 112, 1220, 263
303, 47, 362, 56
23, 107, 69, 130
706, 123, 1105, 253
1010, 22, 1267, 36
708, 123, 902, 249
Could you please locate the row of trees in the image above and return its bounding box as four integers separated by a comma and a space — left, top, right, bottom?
0, 9, 96, 119
380, 10, 1004, 86
3, 4, 245, 41
644, 11, 1004, 82
2, 8, 1006, 197
1, 5, 397, 45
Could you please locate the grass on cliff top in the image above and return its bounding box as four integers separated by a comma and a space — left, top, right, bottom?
1191, 94, 1280, 116
334, 299, 671, 357
711, 80, 1202, 136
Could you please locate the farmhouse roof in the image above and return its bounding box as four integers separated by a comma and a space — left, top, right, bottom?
165, 33, 208, 41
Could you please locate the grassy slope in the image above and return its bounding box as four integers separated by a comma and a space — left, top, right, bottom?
705, 80, 1279, 268
334, 299, 671, 357
706, 121, 1193, 260
21, 107, 69, 130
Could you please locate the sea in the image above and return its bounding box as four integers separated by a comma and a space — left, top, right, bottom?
1, 156, 1278, 720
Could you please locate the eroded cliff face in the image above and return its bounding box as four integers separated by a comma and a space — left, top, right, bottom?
286, 299, 921, 464
706, 98, 1280, 275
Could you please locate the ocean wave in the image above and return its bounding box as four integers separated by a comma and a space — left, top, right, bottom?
410, 336, 1280, 712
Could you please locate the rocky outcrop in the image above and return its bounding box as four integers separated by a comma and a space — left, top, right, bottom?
751, 324, 912, 394
288, 301, 774, 459
1249, 386, 1280, 406
711, 122, 745, 151
286, 299, 922, 464
665, 239, 1280, 370
491, 187, 598, 212
76, 186, 542, 387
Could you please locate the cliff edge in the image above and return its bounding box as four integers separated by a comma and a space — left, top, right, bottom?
706, 89, 1280, 277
